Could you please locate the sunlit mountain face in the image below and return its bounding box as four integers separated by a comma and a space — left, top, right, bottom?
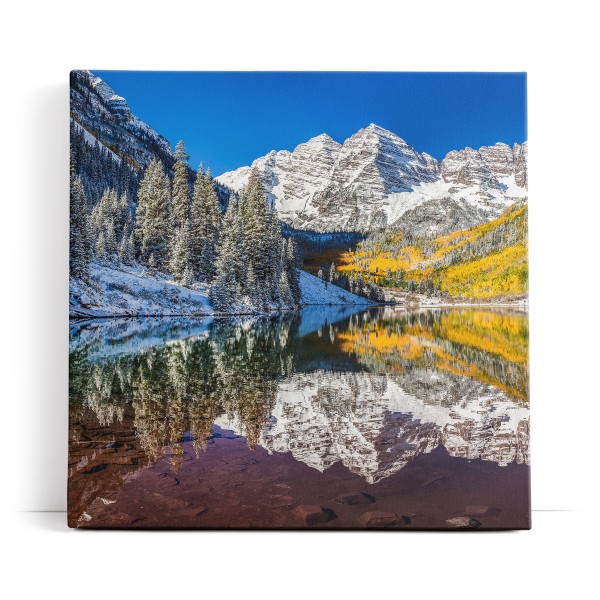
69, 307, 530, 529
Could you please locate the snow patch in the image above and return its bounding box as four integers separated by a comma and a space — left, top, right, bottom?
299, 270, 374, 306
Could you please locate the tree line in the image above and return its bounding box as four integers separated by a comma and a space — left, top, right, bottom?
70, 139, 302, 312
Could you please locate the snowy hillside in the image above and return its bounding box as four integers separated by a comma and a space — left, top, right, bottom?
299, 270, 373, 305
70, 265, 373, 318
69, 263, 213, 318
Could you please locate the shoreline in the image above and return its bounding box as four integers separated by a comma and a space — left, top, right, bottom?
69, 300, 529, 322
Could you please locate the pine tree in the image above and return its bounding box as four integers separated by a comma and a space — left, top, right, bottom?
95, 231, 107, 259
245, 263, 258, 304
170, 221, 193, 284
189, 167, 222, 281
210, 197, 243, 311
239, 168, 269, 283
279, 270, 294, 308
285, 238, 302, 305
70, 151, 91, 282
118, 225, 135, 264
329, 262, 336, 283
200, 169, 222, 281
90, 188, 133, 264
209, 273, 235, 313
236, 168, 293, 309
209, 168, 300, 313
172, 140, 190, 231
135, 159, 172, 270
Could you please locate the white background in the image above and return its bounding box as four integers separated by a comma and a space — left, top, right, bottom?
1, 0, 598, 597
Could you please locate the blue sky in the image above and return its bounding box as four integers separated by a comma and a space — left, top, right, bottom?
94, 71, 526, 176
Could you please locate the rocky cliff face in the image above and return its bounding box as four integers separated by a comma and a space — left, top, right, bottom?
329, 125, 440, 195
217, 125, 528, 234
442, 142, 528, 188
514, 142, 528, 188
70, 70, 174, 170
442, 147, 500, 189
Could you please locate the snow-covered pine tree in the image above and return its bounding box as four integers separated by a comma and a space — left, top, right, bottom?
118, 223, 135, 264
279, 269, 294, 308
265, 207, 283, 306
237, 167, 295, 309
170, 221, 193, 284
231, 197, 248, 289
95, 231, 107, 259
189, 166, 222, 282
135, 159, 172, 270
209, 273, 235, 313
69, 154, 91, 282
210, 196, 244, 311
172, 141, 190, 232
199, 169, 222, 281
285, 237, 302, 305
90, 188, 132, 264
239, 168, 269, 285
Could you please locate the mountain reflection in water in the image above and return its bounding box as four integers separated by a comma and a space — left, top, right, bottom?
69, 306, 530, 529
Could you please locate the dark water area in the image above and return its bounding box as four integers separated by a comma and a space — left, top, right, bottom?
68, 306, 530, 529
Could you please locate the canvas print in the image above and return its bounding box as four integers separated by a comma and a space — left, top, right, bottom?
69, 71, 529, 529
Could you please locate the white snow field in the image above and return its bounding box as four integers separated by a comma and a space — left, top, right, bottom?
70, 263, 372, 318
69, 262, 212, 318
298, 269, 373, 306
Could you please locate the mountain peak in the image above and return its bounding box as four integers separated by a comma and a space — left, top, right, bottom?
216, 123, 527, 234
353, 124, 412, 149
304, 132, 339, 146
364, 123, 395, 136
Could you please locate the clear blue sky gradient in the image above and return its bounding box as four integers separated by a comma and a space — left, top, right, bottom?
94, 71, 527, 176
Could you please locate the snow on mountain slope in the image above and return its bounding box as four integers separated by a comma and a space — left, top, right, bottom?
70, 70, 173, 170
329, 124, 440, 195
70, 119, 122, 164
217, 125, 527, 234
299, 270, 373, 306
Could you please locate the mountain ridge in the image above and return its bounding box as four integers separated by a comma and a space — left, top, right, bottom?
70, 70, 174, 170
217, 125, 527, 234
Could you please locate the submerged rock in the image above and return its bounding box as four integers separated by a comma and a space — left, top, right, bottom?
445, 516, 481, 529
336, 492, 375, 506
294, 504, 331, 526
360, 511, 398, 527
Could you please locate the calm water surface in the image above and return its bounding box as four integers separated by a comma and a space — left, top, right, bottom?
68, 306, 530, 529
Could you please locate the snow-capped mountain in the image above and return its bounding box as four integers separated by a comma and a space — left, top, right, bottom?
70, 70, 173, 169
217, 124, 528, 234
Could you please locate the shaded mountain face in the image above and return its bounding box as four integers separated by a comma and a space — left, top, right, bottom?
217, 126, 528, 234
70, 70, 174, 170
70, 70, 232, 207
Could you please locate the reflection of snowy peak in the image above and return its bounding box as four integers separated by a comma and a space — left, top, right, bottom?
216, 370, 529, 483
217, 125, 527, 234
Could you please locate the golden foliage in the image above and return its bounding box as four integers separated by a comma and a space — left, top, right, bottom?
334, 310, 528, 402
335, 202, 528, 299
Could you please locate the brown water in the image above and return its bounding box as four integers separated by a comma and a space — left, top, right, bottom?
68, 307, 530, 529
